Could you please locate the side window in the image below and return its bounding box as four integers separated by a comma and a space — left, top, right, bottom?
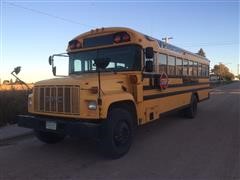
159, 54, 167, 73
198, 63, 202, 77
202, 64, 209, 77
188, 60, 193, 76
176, 58, 183, 76
183, 59, 188, 76
167, 56, 176, 76
206, 65, 209, 77
202, 64, 206, 77
193, 62, 198, 76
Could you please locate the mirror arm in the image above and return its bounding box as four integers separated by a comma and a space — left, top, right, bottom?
11, 71, 31, 91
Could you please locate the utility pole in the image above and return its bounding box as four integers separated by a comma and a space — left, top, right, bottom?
162, 36, 173, 43
238, 63, 239, 75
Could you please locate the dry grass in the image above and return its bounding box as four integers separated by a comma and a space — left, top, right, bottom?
0, 90, 29, 127
0, 84, 33, 91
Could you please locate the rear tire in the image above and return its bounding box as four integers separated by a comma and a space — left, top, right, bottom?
35, 130, 65, 144
184, 94, 198, 118
100, 108, 133, 159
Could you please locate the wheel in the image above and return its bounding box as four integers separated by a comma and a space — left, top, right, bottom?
100, 108, 133, 159
184, 94, 198, 118
35, 130, 65, 144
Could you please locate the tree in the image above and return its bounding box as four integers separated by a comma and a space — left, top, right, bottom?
235, 74, 240, 80
211, 63, 234, 81
225, 73, 234, 81
197, 48, 206, 57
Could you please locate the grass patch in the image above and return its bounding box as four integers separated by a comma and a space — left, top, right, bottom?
0, 90, 29, 127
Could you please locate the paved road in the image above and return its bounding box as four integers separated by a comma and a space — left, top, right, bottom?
0, 82, 239, 180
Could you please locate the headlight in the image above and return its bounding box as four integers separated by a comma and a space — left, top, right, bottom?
28, 94, 33, 106
88, 101, 97, 110
29, 99, 32, 105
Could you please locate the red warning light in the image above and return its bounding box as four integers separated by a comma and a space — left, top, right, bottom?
114, 35, 121, 43
122, 33, 130, 42
68, 40, 81, 50
113, 32, 131, 44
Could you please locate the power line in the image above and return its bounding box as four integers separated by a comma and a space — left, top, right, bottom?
4, 0, 240, 3
6, 2, 96, 28
4, 2, 240, 49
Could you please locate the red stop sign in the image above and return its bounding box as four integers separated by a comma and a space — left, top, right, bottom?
160, 72, 169, 90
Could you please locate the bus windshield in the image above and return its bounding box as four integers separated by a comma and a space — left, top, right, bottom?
69, 45, 141, 74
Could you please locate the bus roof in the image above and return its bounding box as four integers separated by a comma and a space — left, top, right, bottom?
69, 27, 210, 63
143, 34, 210, 62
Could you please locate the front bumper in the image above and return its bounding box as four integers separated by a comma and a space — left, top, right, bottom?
17, 115, 102, 139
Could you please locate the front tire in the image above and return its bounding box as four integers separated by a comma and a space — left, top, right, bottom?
184, 94, 198, 118
35, 130, 65, 144
100, 108, 133, 159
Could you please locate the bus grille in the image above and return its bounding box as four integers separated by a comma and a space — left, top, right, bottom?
33, 86, 80, 114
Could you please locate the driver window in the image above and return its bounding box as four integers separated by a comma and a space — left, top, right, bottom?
144, 52, 155, 72
74, 60, 82, 72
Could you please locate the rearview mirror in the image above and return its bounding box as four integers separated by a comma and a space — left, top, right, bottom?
13, 66, 21, 75
48, 56, 53, 65
94, 58, 110, 70
145, 47, 154, 59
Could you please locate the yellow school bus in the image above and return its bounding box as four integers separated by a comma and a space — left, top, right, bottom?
18, 27, 210, 158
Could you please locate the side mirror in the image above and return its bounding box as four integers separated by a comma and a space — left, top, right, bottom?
145, 60, 153, 72
94, 58, 110, 70
48, 56, 53, 65
145, 47, 154, 59
13, 66, 21, 75
52, 66, 56, 76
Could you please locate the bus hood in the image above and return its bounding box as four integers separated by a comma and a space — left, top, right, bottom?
34, 73, 129, 90
34, 74, 98, 87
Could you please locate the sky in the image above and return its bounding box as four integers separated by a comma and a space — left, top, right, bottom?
0, 0, 239, 83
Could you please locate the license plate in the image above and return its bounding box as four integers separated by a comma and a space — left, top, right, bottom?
46, 121, 57, 130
